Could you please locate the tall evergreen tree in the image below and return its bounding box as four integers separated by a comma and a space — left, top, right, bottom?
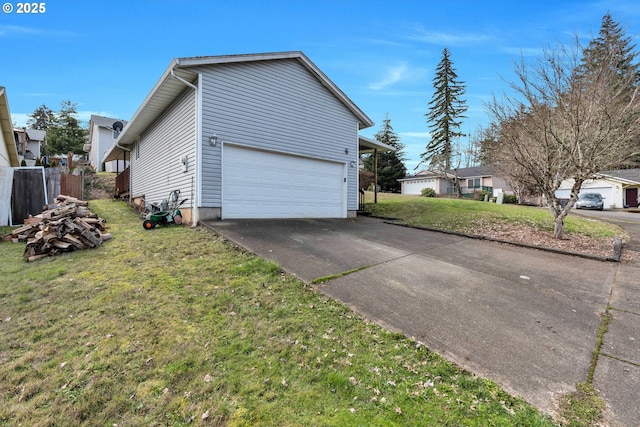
577, 12, 640, 94
43, 100, 88, 156
26, 104, 55, 130
576, 12, 640, 167
420, 48, 468, 170
363, 114, 407, 193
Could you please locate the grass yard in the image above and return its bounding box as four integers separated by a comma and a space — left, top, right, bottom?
0, 200, 556, 426
364, 192, 622, 239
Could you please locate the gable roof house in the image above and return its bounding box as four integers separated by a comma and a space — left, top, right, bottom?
555, 169, 640, 209
85, 115, 129, 172
399, 165, 512, 196
13, 128, 46, 166
104, 51, 390, 224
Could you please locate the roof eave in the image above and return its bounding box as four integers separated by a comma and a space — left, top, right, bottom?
0, 87, 20, 166
105, 52, 375, 162
104, 59, 196, 162
177, 51, 374, 129
358, 135, 395, 154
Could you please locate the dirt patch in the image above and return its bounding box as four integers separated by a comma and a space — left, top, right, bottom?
460, 221, 639, 264
85, 173, 116, 200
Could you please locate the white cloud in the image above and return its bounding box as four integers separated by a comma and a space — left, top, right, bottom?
0, 25, 39, 36
369, 64, 409, 90
409, 27, 494, 46
0, 25, 79, 38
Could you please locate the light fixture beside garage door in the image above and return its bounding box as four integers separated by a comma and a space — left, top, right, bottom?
209, 134, 218, 146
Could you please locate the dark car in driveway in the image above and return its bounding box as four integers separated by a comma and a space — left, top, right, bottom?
575, 193, 604, 210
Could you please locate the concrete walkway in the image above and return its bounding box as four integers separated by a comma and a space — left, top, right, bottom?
570, 209, 640, 426
204, 217, 639, 426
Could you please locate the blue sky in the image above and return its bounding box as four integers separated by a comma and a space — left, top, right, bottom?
1, 0, 639, 170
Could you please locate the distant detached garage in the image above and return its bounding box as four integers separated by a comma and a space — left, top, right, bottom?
105, 51, 392, 223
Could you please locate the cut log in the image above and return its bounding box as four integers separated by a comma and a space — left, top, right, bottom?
0, 194, 112, 261
28, 253, 49, 262
80, 229, 102, 247
51, 240, 72, 250
61, 233, 85, 249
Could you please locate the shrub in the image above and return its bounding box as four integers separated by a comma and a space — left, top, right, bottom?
421, 188, 437, 197
473, 190, 491, 201
503, 194, 518, 204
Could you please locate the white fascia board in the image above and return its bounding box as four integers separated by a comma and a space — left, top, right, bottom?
359, 135, 395, 153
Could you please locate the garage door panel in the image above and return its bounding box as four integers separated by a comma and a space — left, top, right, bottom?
223, 145, 345, 219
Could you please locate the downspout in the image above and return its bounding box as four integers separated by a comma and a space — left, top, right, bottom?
170, 68, 199, 226
171, 69, 197, 91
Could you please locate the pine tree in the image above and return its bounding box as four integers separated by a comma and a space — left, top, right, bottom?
43, 100, 88, 156
577, 12, 639, 95
576, 12, 640, 167
421, 48, 467, 171
363, 114, 407, 193
26, 104, 55, 130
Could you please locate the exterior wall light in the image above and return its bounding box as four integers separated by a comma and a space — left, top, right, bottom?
209, 134, 218, 146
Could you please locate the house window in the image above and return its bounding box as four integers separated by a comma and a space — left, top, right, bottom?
467, 178, 481, 189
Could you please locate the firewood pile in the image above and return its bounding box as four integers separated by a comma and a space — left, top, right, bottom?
2, 195, 112, 262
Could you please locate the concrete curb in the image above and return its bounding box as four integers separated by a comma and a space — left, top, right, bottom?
379, 219, 622, 263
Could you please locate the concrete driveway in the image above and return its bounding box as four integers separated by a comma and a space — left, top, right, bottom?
570, 208, 640, 252
204, 217, 639, 425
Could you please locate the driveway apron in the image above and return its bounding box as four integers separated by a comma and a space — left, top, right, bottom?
204, 216, 635, 423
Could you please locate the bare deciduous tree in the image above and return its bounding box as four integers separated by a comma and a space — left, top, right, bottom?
486, 38, 640, 238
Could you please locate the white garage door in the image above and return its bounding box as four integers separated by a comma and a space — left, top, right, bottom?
556, 186, 613, 206
403, 179, 437, 195
222, 145, 346, 219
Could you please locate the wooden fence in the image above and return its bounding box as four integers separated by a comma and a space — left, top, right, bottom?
9, 167, 84, 225
61, 173, 83, 200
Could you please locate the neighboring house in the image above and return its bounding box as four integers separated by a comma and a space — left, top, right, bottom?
399, 165, 511, 196
555, 169, 640, 209
85, 115, 129, 172
104, 51, 390, 223
13, 128, 45, 166
0, 86, 20, 167
398, 170, 454, 195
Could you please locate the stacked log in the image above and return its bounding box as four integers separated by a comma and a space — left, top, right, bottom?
2, 195, 112, 262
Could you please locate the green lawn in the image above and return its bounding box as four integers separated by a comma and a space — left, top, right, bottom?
0, 200, 556, 426
364, 192, 622, 239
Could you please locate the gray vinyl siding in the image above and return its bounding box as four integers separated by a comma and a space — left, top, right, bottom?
130, 88, 196, 206
195, 59, 361, 210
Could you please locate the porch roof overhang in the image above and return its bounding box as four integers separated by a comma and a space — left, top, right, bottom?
358, 135, 395, 154
105, 51, 375, 163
